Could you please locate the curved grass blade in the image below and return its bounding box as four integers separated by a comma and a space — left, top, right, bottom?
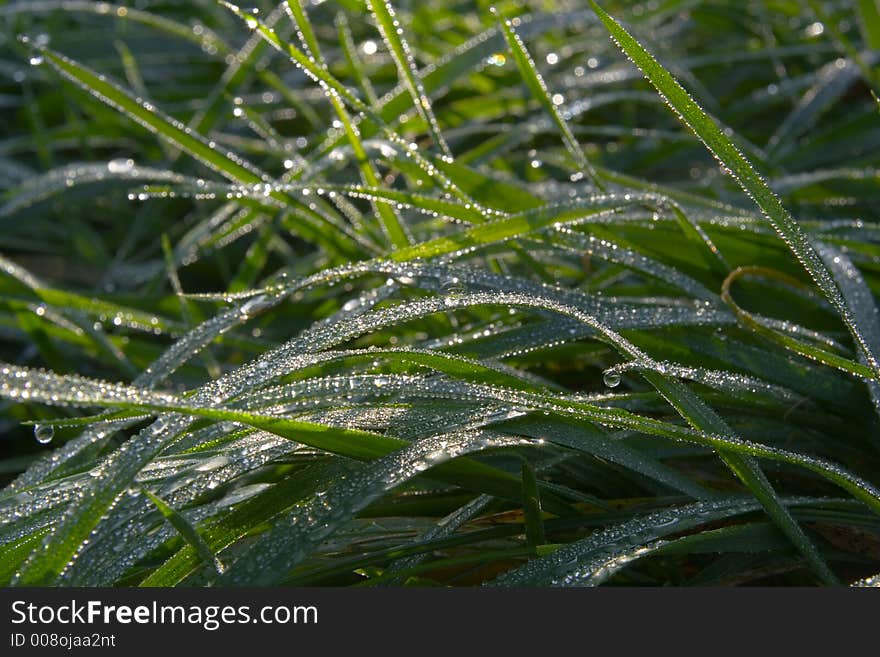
721, 266, 877, 381
815, 243, 880, 421
587, 0, 880, 382
217, 431, 529, 585
3, 2, 230, 57
0, 163, 184, 219
490, 497, 825, 586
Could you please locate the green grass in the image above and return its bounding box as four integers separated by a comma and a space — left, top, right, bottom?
1, 0, 879, 587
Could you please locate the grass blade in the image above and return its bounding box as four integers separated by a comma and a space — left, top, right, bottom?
365, 0, 452, 158
495, 9, 601, 188
521, 461, 546, 549
586, 0, 880, 383
142, 489, 225, 575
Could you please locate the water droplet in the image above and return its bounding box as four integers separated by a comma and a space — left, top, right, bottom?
602, 371, 621, 388
486, 53, 506, 67
28, 55, 44, 66
34, 424, 54, 444
107, 158, 134, 174
239, 294, 271, 317
805, 21, 824, 37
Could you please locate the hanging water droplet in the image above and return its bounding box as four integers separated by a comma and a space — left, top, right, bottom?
34, 424, 54, 444
602, 371, 621, 388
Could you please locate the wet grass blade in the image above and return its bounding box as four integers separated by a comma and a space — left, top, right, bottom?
143, 489, 225, 575
365, 0, 452, 157
35, 48, 264, 185
4, 0, 880, 589
587, 0, 880, 382
495, 9, 600, 188
284, 0, 410, 248
33, 46, 363, 259
521, 461, 546, 549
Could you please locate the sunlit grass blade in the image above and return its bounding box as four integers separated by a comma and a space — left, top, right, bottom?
284, 0, 410, 248
366, 0, 452, 158
336, 12, 380, 107
721, 266, 878, 381
857, 0, 880, 49
390, 196, 635, 261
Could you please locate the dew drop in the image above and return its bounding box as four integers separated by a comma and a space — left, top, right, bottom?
486, 53, 506, 67
239, 294, 271, 317
34, 424, 54, 444
602, 371, 621, 388
107, 158, 134, 174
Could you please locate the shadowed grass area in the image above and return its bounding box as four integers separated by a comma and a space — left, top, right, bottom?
1, 0, 879, 587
